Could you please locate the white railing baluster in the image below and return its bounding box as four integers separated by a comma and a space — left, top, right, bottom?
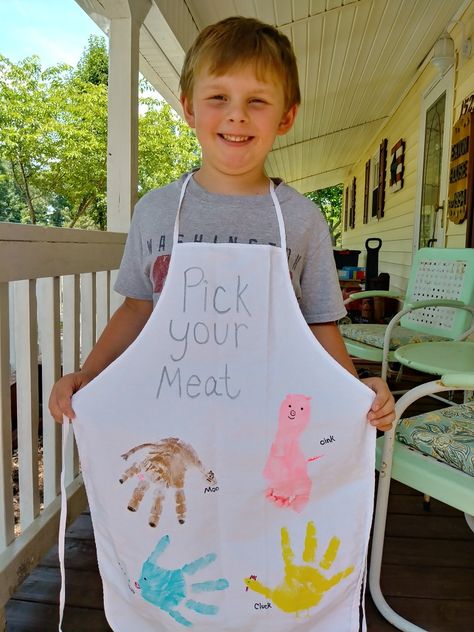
96, 270, 110, 338
37, 277, 61, 506
0, 282, 14, 549
110, 270, 122, 314
62, 275, 80, 376
13, 280, 40, 531
80, 272, 97, 363
62, 275, 81, 484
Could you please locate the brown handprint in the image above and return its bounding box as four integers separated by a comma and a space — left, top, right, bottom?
119, 438, 215, 528
244, 521, 353, 614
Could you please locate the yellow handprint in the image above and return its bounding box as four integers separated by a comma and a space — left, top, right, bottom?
244, 521, 354, 614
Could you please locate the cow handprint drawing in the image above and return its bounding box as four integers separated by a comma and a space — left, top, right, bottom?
119, 438, 216, 527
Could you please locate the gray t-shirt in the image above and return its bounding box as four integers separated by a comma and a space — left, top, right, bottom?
114, 173, 345, 323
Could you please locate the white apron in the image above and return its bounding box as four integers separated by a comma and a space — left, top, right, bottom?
60, 174, 376, 631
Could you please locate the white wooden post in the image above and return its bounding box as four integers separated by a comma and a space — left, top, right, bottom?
107, 0, 151, 232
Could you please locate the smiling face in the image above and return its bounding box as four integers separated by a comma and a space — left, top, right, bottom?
279, 394, 311, 436
180, 63, 297, 193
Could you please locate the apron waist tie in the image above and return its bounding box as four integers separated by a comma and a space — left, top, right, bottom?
58, 420, 71, 631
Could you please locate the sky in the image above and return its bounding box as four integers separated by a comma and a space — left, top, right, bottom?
0, 0, 105, 67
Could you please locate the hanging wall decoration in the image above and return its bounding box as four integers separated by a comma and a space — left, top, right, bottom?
389, 139, 405, 192
377, 139, 387, 219
363, 159, 370, 224
350, 177, 356, 229
344, 186, 349, 232
447, 106, 474, 225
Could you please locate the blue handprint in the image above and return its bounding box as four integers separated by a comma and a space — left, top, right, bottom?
138, 535, 229, 627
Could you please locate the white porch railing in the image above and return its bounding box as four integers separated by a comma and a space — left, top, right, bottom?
0, 222, 126, 630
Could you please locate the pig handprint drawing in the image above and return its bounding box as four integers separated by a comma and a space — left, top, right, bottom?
264, 395, 320, 512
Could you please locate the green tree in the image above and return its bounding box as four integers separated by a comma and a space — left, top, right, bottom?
75, 35, 108, 86
0, 160, 23, 222
138, 98, 201, 194
0, 54, 66, 223
0, 42, 201, 230
305, 185, 343, 246
48, 77, 108, 228
0, 52, 108, 227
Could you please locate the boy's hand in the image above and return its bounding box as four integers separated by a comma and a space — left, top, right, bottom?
360, 377, 395, 432
48, 371, 94, 423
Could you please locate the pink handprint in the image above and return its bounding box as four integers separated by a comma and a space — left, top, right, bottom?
264, 394, 314, 512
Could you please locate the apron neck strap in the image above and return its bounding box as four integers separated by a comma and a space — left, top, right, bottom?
173, 171, 194, 245
269, 179, 287, 253
173, 173, 287, 252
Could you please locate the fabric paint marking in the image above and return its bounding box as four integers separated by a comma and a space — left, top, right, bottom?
138, 535, 229, 627
264, 394, 318, 512
156, 265, 253, 401
119, 438, 216, 528
244, 521, 354, 615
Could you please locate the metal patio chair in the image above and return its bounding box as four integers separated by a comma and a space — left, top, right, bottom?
369, 373, 474, 631
339, 248, 474, 381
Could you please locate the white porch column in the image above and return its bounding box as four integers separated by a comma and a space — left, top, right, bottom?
107, 0, 151, 232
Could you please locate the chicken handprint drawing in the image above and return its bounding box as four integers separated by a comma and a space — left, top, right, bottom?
119, 438, 216, 527
244, 521, 354, 615
264, 394, 319, 512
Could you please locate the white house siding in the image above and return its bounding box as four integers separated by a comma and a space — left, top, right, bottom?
342, 2, 473, 294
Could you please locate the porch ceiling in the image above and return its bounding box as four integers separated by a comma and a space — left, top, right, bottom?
76, 0, 468, 193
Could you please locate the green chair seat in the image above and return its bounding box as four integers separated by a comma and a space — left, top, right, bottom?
395, 401, 474, 477
339, 323, 447, 351
370, 377, 474, 630
375, 435, 474, 515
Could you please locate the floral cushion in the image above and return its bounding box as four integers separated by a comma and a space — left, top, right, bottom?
339, 323, 447, 350
396, 402, 474, 476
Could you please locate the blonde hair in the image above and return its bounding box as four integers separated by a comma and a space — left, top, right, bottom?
180, 16, 301, 112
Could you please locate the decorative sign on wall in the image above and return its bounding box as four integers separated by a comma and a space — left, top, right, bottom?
363, 159, 370, 224
349, 177, 356, 229
344, 186, 349, 232
447, 111, 474, 224
377, 138, 387, 219
389, 139, 405, 192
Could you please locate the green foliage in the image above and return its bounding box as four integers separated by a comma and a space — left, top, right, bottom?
49, 78, 108, 228
0, 160, 23, 222
139, 100, 201, 194
0, 54, 68, 223
75, 35, 108, 86
0, 38, 201, 230
305, 185, 343, 246
0, 51, 107, 227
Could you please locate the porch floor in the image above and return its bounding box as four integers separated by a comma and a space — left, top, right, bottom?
5, 367, 474, 631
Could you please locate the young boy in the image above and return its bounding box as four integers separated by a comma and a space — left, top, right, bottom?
49, 16, 394, 430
